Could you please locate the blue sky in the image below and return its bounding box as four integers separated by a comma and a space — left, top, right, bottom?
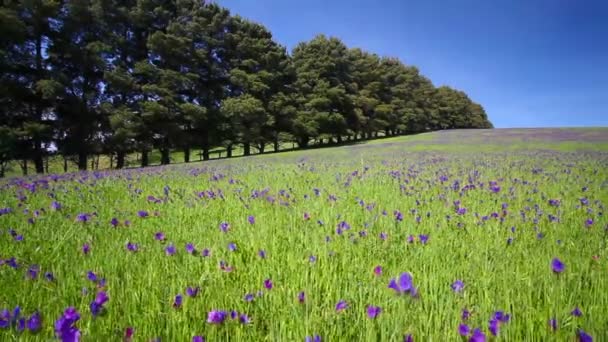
219, 0, 607, 128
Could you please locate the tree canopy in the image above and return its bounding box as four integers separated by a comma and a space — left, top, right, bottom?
0, 1, 492, 175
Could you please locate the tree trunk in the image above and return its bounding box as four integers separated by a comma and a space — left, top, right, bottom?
201, 130, 210, 160
243, 142, 250, 156
78, 152, 87, 171
297, 136, 309, 148
141, 150, 149, 167
183, 147, 190, 163
21, 159, 28, 176
33, 36, 45, 175
44, 157, 49, 173
116, 151, 125, 169
63, 157, 68, 173
160, 149, 170, 165
258, 143, 265, 154
273, 138, 279, 152
336, 135, 342, 144
33, 141, 44, 174
226, 145, 233, 158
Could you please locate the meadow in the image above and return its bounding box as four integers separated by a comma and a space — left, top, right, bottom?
1, 128, 607, 341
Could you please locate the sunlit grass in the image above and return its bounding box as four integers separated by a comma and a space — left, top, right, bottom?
1, 130, 607, 341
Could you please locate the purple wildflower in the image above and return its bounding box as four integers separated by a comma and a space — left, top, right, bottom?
45, 272, 55, 282
374, 265, 382, 276
125, 327, 134, 341
298, 291, 305, 303
185, 243, 195, 254
366, 305, 381, 318
551, 258, 565, 273
264, 279, 273, 290
165, 244, 176, 256
126, 242, 138, 252
90, 291, 109, 316
110, 218, 119, 227
26, 311, 41, 332
248, 215, 255, 224
76, 213, 90, 222
7, 257, 19, 269
489, 318, 500, 336
394, 210, 403, 221
219, 222, 230, 233
201, 248, 210, 257
192, 336, 205, 342
87, 271, 98, 282
571, 307, 582, 317
335, 300, 348, 312
258, 250, 267, 259
27, 265, 40, 279
207, 310, 227, 324
462, 308, 471, 320
403, 334, 413, 342
388, 272, 416, 296
493, 311, 510, 323
186, 287, 199, 298
419, 234, 429, 244
451, 280, 464, 293
577, 330, 593, 342
173, 294, 183, 308
458, 324, 470, 336
82, 243, 91, 255
244, 293, 254, 302
0, 309, 10, 328
51, 201, 61, 211
469, 328, 485, 342
406, 235, 415, 244
549, 318, 557, 331
154, 232, 166, 241
228, 242, 237, 252
305, 335, 321, 342
137, 210, 148, 218
54, 307, 80, 341
239, 314, 251, 324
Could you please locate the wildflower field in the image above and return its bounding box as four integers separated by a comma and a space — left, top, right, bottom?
1, 128, 607, 341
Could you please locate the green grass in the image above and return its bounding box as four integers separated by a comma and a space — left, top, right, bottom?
1, 128, 607, 341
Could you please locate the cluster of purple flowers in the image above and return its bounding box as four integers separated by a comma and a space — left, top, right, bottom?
0, 307, 41, 333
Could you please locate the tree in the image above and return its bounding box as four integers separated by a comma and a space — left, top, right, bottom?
0, 126, 17, 177
292, 35, 358, 147
0, 1, 59, 174
223, 16, 293, 155
1, 1, 493, 173
47, 1, 110, 170
349, 48, 385, 138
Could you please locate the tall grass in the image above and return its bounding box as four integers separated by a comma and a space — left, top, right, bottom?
1, 134, 607, 341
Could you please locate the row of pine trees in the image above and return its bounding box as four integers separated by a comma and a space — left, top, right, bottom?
0, 1, 492, 176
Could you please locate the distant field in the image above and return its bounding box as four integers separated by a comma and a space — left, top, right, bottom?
5, 127, 608, 177
1, 128, 607, 341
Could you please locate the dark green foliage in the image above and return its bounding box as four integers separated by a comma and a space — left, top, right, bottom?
0, 1, 492, 176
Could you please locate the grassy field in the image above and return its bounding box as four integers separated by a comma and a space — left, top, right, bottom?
1, 128, 607, 341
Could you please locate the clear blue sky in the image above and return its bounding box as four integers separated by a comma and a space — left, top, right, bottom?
220, 0, 608, 128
